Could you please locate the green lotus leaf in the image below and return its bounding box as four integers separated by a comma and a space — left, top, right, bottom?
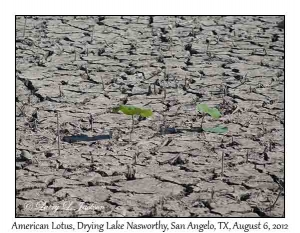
203, 126, 228, 133
196, 104, 209, 113
207, 107, 221, 119
140, 109, 153, 117
119, 105, 141, 115
115, 105, 152, 117
197, 104, 221, 119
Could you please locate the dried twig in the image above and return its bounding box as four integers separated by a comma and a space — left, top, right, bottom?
125, 164, 136, 180
229, 73, 248, 89
147, 85, 152, 96
89, 113, 94, 132
267, 185, 283, 211
153, 83, 157, 95
221, 152, 224, 176
206, 38, 210, 54
184, 76, 189, 89
90, 25, 95, 43
56, 111, 61, 156
23, 16, 27, 38
130, 115, 134, 141
17, 102, 27, 117
59, 84, 64, 97
100, 76, 105, 90
211, 187, 215, 201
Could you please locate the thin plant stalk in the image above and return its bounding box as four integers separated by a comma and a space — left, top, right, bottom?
206, 41, 210, 54
91, 25, 95, 43
221, 152, 224, 176
89, 113, 93, 132
268, 186, 283, 210
200, 114, 206, 129
153, 83, 157, 95
162, 114, 166, 135
211, 187, 215, 201
130, 115, 134, 141
100, 76, 105, 90
56, 111, 61, 156
23, 17, 27, 38
59, 84, 63, 97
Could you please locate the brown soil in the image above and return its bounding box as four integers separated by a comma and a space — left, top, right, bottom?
16, 16, 284, 217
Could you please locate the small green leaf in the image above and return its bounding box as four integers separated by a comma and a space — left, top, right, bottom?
196, 104, 221, 119
114, 105, 153, 118
196, 104, 209, 113
119, 105, 141, 115
207, 107, 221, 119
203, 126, 228, 133
140, 109, 153, 117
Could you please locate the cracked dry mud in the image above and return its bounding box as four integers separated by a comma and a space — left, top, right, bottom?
16, 16, 284, 217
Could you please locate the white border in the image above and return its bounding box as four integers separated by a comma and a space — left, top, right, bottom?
2, 0, 298, 232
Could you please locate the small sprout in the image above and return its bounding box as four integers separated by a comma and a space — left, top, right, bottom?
197, 104, 221, 119
196, 104, 228, 134
113, 105, 153, 141
113, 105, 153, 117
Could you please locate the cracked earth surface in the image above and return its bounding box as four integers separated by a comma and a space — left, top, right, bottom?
16, 16, 284, 217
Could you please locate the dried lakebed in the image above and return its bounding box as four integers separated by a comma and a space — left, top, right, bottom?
16, 16, 284, 217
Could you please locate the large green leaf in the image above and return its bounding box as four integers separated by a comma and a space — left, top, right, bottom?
203, 126, 228, 133
114, 105, 153, 117
196, 104, 221, 119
